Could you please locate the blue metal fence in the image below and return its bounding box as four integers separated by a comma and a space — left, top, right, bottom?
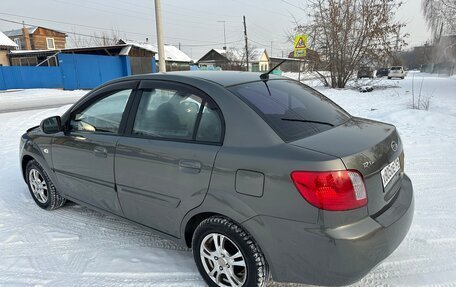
0, 66, 63, 90
0, 53, 139, 91
58, 54, 131, 90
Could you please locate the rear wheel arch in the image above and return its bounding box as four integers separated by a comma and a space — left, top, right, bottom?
182, 192, 259, 248
184, 212, 221, 248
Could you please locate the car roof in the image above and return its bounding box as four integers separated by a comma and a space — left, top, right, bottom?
121, 71, 285, 87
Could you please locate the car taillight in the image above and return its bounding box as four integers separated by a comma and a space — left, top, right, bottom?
290, 170, 367, 211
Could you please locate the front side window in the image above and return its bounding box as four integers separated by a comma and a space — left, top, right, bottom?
133, 88, 222, 143
70, 89, 132, 134
229, 80, 350, 142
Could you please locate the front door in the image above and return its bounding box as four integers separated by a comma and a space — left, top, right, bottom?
52, 82, 136, 215
115, 81, 224, 236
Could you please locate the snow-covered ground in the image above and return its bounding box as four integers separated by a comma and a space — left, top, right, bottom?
0, 74, 455, 286
0, 89, 86, 113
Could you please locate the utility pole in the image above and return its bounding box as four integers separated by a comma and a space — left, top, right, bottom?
154, 0, 166, 72
243, 16, 249, 72
217, 20, 227, 50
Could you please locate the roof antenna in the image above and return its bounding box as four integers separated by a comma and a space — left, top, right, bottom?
260, 59, 286, 81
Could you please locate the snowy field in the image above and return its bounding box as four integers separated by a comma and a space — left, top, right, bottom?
0, 73, 456, 286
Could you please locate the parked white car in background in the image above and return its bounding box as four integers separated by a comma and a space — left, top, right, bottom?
388, 66, 406, 79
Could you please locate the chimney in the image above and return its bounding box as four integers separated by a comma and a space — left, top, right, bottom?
22, 22, 32, 50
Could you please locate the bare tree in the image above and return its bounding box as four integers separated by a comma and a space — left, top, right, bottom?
224, 44, 257, 71
422, 0, 456, 40
67, 29, 126, 48
294, 0, 406, 88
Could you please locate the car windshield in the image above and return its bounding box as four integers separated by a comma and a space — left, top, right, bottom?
229, 79, 350, 142
391, 67, 402, 70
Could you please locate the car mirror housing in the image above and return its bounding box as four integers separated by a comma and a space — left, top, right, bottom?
40, 116, 62, 134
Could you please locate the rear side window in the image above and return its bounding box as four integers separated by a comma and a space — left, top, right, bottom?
229, 80, 349, 142
132, 88, 223, 143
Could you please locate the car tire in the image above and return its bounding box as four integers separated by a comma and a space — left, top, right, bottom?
388, 77, 392, 79
26, 160, 66, 210
192, 216, 269, 287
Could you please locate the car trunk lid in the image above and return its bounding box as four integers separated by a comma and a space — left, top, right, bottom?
290, 117, 403, 215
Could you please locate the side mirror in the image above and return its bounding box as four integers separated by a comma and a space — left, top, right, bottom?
40, 116, 62, 134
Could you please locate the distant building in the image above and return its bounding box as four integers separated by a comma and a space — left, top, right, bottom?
8, 43, 156, 73
401, 35, 456, 74
197, 48, 243, 70
0, 31, 18, 66
248, 48, 269, 72
118, 40, 192, 72
4, 26, 66, 50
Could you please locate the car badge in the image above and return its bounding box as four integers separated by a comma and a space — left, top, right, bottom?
391, 141, 398, 152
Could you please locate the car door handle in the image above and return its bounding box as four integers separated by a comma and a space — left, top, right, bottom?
71, 135, 87, 141
93, 146, 107, 158
179, 160, 202, 173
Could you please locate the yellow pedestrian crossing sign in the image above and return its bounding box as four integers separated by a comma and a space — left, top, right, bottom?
294, 34, 307, 58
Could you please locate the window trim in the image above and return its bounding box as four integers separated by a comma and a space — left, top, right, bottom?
46, 37, 55, 50
124, 80, 225, 146
14, 38, 21, 50
64, 81, 139, 136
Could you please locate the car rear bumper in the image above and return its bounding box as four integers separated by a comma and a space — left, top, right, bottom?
242, 174, 414, 286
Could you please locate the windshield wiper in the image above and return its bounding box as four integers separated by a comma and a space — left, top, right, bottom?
281, 118, 334, 127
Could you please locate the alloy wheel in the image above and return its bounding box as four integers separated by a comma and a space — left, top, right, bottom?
200, 233, 247, 287
28, 168, 48, 204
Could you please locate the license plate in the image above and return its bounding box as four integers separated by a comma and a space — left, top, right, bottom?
381, 157, 400, 187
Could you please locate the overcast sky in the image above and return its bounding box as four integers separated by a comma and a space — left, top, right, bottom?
1, 0, 430, 60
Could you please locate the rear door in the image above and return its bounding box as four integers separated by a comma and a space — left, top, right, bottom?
52, 81, 137, 215
115, 80, 223, 237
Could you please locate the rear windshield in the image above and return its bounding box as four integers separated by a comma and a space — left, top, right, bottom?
229, 80, 350, 142
391, 67, 402, 70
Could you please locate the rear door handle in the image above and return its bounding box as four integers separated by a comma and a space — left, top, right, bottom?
179, 160, 202, 173
93, 146, 108, 158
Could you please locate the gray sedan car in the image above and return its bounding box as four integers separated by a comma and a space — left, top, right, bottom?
20, 71, 414, 287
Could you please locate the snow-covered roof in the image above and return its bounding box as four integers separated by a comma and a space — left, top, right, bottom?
118, 40, 157, 54
3, 26, 38, 37
0, 31, 18, 48
3, 26, 67, 37
156, 45, 192, 62
119, 40, 191, 63
212, 48, 243, 62
213, 48, 227, 55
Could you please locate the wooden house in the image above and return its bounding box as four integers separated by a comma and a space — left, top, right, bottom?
4, 26, 66, 51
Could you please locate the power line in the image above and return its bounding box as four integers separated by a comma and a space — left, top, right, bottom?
0, 13, 234, 45
0, 12, 154, 38
0, 17, 120, 41
180, 39, 243, 47
279, 0, 306, 11
49, 0, 229, 29
0, 16, 241, 49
